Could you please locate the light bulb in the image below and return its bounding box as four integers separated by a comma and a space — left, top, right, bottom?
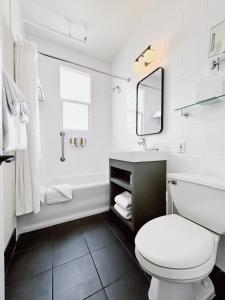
138, 55, 145, 64
134, 60, 142, 73
143, 48, 154, 64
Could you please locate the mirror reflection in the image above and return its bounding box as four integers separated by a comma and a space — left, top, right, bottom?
136, 67, 164, 136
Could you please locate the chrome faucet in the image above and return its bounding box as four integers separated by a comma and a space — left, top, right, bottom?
138, 137, 147, 151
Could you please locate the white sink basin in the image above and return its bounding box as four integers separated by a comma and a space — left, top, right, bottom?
109, 150, 167, 162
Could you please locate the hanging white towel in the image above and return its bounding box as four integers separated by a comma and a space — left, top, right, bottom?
2, 70, 29, 152
115, 191, 132, 210
114, 204, 132, 220
45, 185, 72, 205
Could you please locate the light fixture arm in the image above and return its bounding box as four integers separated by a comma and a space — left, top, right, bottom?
211, 55, 225, 70
136, 45, 151, 62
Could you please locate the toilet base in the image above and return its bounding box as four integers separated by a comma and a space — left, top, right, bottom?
148, 276, 215, 300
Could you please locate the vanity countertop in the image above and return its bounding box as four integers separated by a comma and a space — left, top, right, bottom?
109, 150, 167, 162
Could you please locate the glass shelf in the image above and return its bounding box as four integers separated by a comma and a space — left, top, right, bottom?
175, 93, 225, 112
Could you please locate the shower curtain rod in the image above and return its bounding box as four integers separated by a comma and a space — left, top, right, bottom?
38, 52, 130, 82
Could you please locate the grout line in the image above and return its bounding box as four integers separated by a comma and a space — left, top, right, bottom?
82, 237, 109, 300
103, 269, 137, 289
52, 251, 90, 270
100, 213, 151, 282
82, 288, 106, 300
80, 215, 144, 290
5, 268, 53, 288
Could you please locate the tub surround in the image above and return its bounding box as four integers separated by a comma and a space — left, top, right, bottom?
17, 173, 109, 234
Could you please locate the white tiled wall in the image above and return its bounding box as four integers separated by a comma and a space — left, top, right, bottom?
110, 0, 225, 178
110, 0, 225, 270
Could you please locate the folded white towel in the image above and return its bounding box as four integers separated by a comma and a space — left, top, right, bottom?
114, 204, 131, 220
115, 191, 132, 210
51, 184, 72, 199
45, 184, 72, 205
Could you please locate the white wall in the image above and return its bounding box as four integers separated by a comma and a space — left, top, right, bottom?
111, 0, 225, 177
0, 0, 25, 252
110, 0, 225, 269
28, 35, 111, 180
0, 2, 7, 297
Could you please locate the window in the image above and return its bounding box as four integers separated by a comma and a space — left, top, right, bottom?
60, 66, 91, 131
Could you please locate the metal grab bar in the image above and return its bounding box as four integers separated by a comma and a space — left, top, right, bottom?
60, 131, 65, 162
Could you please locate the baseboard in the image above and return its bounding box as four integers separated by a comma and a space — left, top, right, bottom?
18, 206, 109, 234
4, 228, 17, 275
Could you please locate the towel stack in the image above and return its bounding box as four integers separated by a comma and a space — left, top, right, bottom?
114, 191, 132, 220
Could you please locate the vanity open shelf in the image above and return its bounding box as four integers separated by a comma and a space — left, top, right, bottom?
110, 204, 133, 229
110, 177, 132, 191
175, 93, 225, 114
109, 158, 166, 232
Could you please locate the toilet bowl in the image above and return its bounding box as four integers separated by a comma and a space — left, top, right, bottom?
135, 173, 225, 300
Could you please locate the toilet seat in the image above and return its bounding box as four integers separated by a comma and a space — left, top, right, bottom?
135, 247, 217, 282
135, 214, 219, 282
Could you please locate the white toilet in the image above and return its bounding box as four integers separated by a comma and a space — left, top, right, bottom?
135, 173, 225, 300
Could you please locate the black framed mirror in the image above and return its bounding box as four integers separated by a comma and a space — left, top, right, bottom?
136, 67, 164, 136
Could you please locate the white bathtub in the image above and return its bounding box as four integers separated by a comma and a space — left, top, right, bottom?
17, 173, 109, 234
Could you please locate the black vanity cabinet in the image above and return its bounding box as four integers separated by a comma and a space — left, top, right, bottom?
109, 159, 166, 232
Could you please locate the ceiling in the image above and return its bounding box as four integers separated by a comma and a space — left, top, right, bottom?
20, 0, 151, 62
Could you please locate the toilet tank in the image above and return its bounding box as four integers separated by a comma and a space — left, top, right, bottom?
168, 173, 225, 234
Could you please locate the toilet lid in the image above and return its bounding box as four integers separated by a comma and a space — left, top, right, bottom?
135, 214, 217, 269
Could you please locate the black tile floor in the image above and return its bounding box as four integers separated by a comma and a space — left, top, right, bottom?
5, 212, 225, 300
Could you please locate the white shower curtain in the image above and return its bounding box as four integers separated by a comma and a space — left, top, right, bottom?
15, 40, 44, 216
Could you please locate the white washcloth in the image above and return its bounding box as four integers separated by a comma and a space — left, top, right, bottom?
115, 191, 132, 210
114, 204, 131, 220
45, 184, 72, 205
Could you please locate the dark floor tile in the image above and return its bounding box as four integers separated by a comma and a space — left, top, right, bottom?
102, 213, 137, 261
53, 235, 89, 267
5, 270, 52, 300
105, 270, 149, 300
6, 245, 52, 285
92, 242, 138, 287
16, 227, 53, 253
53, 221, 89, 266
53, 254, 102, 300
85, 289, 107, 300
80, 215, 117, 252
53, 219, 81, 236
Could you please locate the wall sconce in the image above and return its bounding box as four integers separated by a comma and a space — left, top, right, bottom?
135, 45, 154, 69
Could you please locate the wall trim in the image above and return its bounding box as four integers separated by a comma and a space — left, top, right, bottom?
4, 228, 16, 275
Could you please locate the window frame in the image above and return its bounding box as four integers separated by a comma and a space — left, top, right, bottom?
60, 66, 91, 132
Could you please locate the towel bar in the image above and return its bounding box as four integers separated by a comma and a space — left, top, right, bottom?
60, 131, 65, 162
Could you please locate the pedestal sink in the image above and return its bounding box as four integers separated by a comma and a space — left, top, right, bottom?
109, 150, 167, 162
